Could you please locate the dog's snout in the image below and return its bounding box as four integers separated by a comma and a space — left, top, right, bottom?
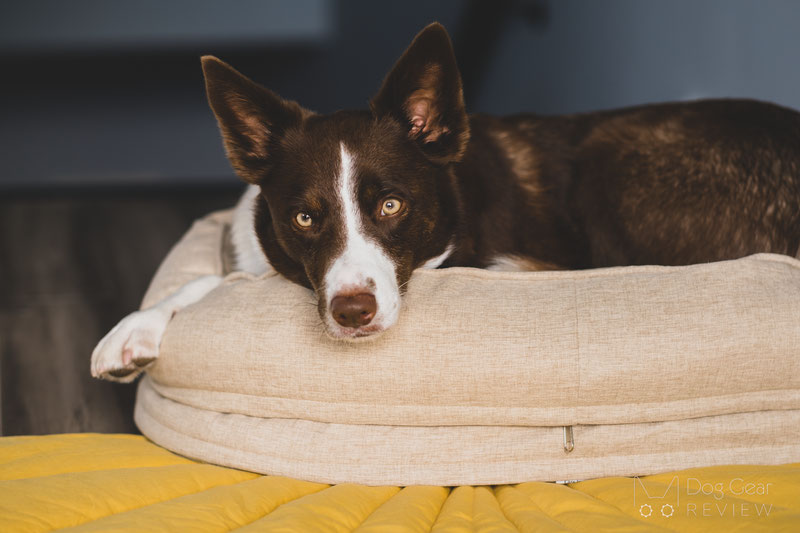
330, 292, 377, 328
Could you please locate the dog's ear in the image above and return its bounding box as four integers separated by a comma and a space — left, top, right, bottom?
201, 56, 309, 183
370, 23, 470, 165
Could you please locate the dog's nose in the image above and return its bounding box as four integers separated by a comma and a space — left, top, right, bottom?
330, 292, 377, 328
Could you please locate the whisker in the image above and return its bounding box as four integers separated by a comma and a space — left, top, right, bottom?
397, 279, 413, 291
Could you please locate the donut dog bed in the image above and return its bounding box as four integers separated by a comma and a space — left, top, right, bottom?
134, 209, 800, 486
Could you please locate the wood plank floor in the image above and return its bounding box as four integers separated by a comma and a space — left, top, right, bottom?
0, 186, 243, 435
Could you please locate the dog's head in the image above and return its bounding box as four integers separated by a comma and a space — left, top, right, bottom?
202, 23, 469, 340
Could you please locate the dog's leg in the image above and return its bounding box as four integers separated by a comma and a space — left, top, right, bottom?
91, 275, 222, 382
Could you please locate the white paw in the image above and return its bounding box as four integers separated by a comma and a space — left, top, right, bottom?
91, 307, 170, 383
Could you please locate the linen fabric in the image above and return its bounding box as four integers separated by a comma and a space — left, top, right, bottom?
135, 210, 800, 485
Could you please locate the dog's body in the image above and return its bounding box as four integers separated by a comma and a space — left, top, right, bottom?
454, 100, 800, 270
92, 24, 800, 381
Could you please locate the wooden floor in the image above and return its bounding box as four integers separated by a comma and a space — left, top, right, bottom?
0, 186, 242, 436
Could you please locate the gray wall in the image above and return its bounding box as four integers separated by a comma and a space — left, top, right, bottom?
1, 0, 799, 188
477, 0, 800, 114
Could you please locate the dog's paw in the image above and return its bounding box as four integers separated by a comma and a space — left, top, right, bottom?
91, 307, 170, 383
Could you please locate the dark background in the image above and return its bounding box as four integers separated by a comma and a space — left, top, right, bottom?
2, 0, 800, 435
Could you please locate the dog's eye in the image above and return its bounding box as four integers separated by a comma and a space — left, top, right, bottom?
295, 212, 313, 228
380, 198, 403, 217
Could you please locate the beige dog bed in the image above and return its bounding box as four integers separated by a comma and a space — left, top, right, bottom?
134, 209, 800, 485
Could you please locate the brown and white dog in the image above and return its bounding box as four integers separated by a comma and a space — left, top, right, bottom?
92, 23, 800, 382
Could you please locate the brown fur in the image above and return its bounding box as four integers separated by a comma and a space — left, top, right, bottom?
203, 23, 800, 296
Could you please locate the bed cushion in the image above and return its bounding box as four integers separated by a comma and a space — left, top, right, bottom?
134, 210, 800, 486
2, 434, 799, 531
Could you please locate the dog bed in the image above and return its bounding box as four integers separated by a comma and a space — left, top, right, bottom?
132, 209, 800, 486
2, 434, 799, 531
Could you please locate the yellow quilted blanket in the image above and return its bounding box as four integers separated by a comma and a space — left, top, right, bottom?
2, 434, 798, 531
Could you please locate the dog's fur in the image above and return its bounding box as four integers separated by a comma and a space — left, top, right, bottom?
92, 23, 800, 381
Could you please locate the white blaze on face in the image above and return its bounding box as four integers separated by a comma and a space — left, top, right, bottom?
323, 143, 400, 336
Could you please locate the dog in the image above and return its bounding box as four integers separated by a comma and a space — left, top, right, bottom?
91, 23, 800, 382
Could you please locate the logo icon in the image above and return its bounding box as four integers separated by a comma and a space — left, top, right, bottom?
633, 476, 679, 519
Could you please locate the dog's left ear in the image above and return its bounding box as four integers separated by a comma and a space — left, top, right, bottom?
371, 23, 470, 165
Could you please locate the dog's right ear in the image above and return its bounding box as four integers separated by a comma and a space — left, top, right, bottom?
201, 56, 308, 183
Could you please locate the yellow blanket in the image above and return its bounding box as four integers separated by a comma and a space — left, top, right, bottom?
2, 434, 798, 531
